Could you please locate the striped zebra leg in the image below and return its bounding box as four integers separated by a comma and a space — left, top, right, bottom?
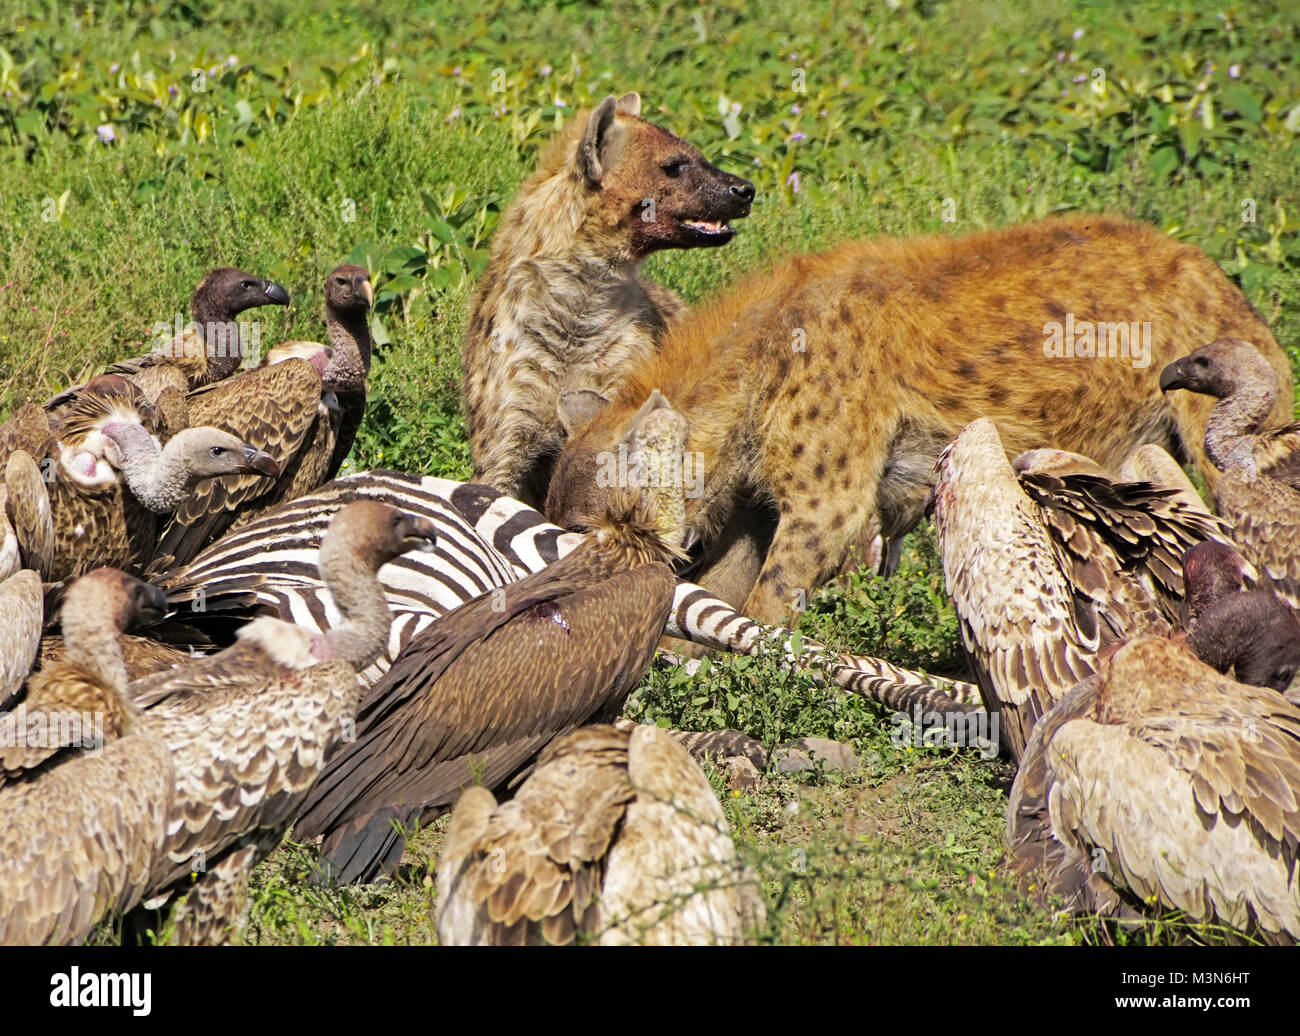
158, 471, 982, 723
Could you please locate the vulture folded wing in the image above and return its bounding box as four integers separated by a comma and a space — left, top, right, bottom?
436, 726, 634, 946
137, 658, 358, 892
600, 725, 764, 945
294, 560, 675, 882
1219, 469, 1300, 610
5, 450, 55, 579
1048, 715, 1300, 940
1020, 469, 1224, 624
150, 359, 323, 572
0, 570, 42, 708
0, 735, 173, 945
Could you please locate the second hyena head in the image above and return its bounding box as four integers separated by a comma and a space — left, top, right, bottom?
575, 92, 755, 257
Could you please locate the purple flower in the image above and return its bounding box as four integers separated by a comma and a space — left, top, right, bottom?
1072, 28, 1083, 39
109, 63, 119, 74
786, 171, 801, 193
96, 123, 115, 143
452, 67, 461, 76
1229, 64, 1241, 78
557, 99, 566, 107
168, 84, 179, 98
791, 131, 806, 141
790, 104, 801, 114
540, 64, 552, 76
447, 107, 461, 121
226, 55, 238, 67
1073, 73, 1086, 82
1056, 50, 1066, 62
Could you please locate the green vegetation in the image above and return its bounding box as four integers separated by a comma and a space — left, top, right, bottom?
7, 0, 1296, 944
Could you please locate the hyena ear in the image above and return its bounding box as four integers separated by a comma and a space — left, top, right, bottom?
557, 389, 611, 437
578, 95, 634, 188
624, 389, 688, 454
614, 92, 641, 117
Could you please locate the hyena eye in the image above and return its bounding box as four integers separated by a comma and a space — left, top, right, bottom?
660, 159, 688, 178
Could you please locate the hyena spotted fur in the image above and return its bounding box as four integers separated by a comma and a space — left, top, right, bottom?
546, 214, 1295, 626
462, 92, 754, 508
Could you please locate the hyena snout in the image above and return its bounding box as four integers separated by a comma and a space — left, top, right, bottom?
649, 160, 755, 250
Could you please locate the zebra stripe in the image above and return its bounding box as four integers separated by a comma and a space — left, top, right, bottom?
159, 471, 982, 713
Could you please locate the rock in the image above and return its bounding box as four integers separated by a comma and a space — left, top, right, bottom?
725, 756, 763, 793
773, 736, 861, 773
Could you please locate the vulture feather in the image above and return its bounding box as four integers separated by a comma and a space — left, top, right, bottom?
437, 723, 765, 945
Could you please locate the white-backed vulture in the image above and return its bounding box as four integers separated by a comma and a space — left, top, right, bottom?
1160, 337, 1300, 608
933, 417, 1235, 760
437, 723, 765, 945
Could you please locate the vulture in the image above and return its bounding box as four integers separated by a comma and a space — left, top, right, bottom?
932, 418, 1234, 761
1160, 337, 1300, 608
1181, 541, 1300, 700
0, 375, 279, 583
147, 264, 374, 574
1006, 625, 1300, 943
437, 723, 766, 945
123, 500, 437, 945
0, 568, 176, 945
293, 410, 693, 885
103, 266, 291, 399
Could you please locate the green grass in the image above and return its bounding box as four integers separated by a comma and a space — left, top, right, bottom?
7, 0, 1298, 944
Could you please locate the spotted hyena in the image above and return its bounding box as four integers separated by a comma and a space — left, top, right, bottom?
462, 92, 755, 509
545, 215, 1295, 625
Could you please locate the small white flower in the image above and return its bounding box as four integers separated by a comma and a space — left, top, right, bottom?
96, 123, 115, 143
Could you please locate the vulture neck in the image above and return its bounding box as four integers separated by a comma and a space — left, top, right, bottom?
189, 295, 245, 382
1204, 370, 1274, 475
113, 424, 210, 513
61, 593, 130, 696
324, 308, 372, 390
315, 537, 391, 670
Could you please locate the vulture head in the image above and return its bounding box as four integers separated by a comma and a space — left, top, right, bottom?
324, 264, 374, 317
63, 566, 169, 632
190, 267, 292, 324
99, 422, 281, 512
318, 500, 438, 581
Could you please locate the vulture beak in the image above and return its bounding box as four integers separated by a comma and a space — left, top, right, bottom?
263, 281, 292, 306
401, 514, 439, 553
135, 582, 170, 627
359, 278, 375, 309
1158, 359, 1187, 393
239, 444, 282, 478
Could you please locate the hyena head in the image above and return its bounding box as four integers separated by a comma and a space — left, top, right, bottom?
547, 387, 696, 532
576, 92, 755, 257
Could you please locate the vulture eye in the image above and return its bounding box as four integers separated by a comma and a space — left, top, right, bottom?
1193, 355, 1210, 368
1278, 667, 1295, 687
241, 281, 256, 291
210, 446, 227, 457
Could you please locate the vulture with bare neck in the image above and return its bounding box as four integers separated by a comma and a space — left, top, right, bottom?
1160, 337, 1300, 609
0, 569, 175, 945
147, 264, 374, 574
293, 402, 690, 886
1005, 604, 1300, 942
437, 723, 766, 945
932, 418, 1238, 761
0, 375, 279, 583
123, 500, 437, 945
